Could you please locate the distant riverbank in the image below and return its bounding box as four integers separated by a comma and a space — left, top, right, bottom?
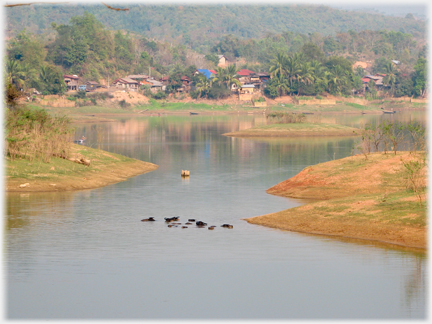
22, 94, 427, 123
246, 152, 427, 250
5, 144, 158, 192
223, 123, 360, 137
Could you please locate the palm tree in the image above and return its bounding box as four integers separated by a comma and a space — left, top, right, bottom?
18, 62, 38, 92
269, 52, 288, 78
6, 59, 24, 89
285, 54, 302, 95
383, 62, 397, 97
225, 65, 241, 90
297, 62, 314, 95
195, 75, 212, 99
212, 67, 228, 87
328, 65, 348, 95
273, 75, 290, 97
310, 60, 329, 94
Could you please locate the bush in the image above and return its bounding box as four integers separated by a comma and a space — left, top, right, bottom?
207, 84, 231, 99
190, 90, 200, 99
266, 112, 306, 124
87, 92, 113, 100
5, 107, 73, 162
152, 91, 167, 100
75, 90, 86, 99
119, 99, 131, 109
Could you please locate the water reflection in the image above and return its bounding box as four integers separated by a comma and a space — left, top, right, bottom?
6, 112, 427, 319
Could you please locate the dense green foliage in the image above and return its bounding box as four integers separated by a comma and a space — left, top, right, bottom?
4, 6, 428, 98
6, 4, 426, 53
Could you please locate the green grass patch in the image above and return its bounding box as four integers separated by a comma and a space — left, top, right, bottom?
6, 144, 136, 181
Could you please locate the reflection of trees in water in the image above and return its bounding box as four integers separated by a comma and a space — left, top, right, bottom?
402, 254, 427, 317
6, 192, 77, 231
6, 191, 78, 280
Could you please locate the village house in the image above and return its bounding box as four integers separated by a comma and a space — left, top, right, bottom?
238, 84, 255, 101
236, 69, 255, 85
112, 77, 139, 91
127, 74, 150, 85
362, 74, 387, 91
85, 81, 99, 91
146, 79, 164, 93
63, 74, 79, 91
217, 55, 230, 67
179, 76, 192, 93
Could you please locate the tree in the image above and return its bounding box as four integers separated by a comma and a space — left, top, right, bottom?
297, 62, 314, 95
38, 64, 66, 95
269, 52, 288, 79
300, 43, 325, 62
372, 57, 392, 74
383, 62, 397, 96
412, 58, 427, 97
328, 65, 349, 95
285, 54, 302, 95
212, 65, 240, 91
195, 75, 212, 99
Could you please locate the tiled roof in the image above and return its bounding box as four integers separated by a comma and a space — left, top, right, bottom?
237, 69, 255, 76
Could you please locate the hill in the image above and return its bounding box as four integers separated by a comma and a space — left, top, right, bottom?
5, 3, 426, 53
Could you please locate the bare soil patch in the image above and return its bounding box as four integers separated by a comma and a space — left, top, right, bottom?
246, 152, 427, 249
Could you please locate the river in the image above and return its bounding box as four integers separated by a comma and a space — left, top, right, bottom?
5, 111, 427, 319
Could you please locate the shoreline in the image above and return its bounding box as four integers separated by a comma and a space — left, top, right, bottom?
5, 144, 158, 193
245, 152, 427, 250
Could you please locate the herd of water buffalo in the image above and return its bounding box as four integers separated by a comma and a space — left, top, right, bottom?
141, 216, 233, 229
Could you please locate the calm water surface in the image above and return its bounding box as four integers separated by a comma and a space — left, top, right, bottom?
5, 112, 427, 319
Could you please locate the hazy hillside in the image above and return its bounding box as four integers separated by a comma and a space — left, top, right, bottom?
5, 3, 426, 53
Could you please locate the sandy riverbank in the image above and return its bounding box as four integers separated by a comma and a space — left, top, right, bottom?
5, 144, 158, 192
246, 152, 427, 250
223, 123, 360, 137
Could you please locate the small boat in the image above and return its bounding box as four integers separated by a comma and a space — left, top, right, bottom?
190, 112, 199, 115
383, 110, 396, 114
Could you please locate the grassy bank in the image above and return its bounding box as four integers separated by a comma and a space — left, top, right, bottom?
6, 144, 158, 192
246, 152, 427, 249
223, 122, 360, 137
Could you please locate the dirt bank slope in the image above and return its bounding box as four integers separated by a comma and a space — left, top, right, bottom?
6, 144, 158, 192
246, 152, 427, 249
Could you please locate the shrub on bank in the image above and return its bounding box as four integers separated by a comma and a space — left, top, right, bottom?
266, 112, 306, 124
5, 107, 73, 162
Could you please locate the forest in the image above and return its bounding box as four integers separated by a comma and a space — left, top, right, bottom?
4, 6, 428, 100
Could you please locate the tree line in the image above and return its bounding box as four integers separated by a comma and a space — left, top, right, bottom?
262, 45, 427, 98
4, 12, 427, 100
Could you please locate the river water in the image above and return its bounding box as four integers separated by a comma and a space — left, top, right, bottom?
5, 112, 427, 319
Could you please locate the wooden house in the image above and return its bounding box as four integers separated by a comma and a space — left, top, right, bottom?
147, 79, 164, 93
85, 81, 99, 91
112, 77, 139, 91
64, 75, 79, 91
217, 55, 230, 67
